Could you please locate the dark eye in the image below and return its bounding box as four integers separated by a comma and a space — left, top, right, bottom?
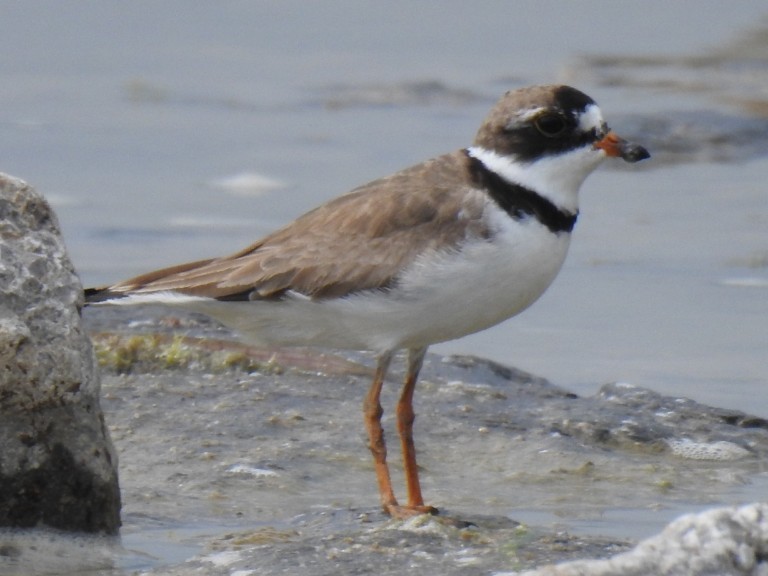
534, 114, 567, 137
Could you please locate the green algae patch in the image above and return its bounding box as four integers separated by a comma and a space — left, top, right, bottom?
91, 333, 273, 374
89, 332, 371, 377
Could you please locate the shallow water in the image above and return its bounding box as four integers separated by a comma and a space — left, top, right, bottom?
1, 2, 768, 573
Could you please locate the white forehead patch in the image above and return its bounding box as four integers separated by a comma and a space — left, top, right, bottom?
578, 104, 605, 133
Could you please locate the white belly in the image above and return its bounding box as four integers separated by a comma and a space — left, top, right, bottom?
188, 210, 572, 354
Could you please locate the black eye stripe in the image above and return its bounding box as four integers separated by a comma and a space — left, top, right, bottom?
493, 116, 599, 162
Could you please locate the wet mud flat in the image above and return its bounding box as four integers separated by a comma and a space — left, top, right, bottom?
5, 306, 761, 575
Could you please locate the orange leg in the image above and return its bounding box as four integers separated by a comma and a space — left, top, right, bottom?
395, 347, 437, 516
363, 352, 398, 510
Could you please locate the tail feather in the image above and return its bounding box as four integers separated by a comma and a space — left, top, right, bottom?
83, 287, 127, 304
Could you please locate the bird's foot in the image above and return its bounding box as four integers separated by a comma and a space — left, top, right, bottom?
384, 503, 439, 519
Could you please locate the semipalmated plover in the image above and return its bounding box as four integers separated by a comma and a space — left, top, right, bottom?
86, 85, 649, 518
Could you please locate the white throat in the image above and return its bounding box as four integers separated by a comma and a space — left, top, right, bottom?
466, 144, 607, 214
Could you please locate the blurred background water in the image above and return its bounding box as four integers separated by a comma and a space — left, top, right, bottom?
1, 2, 766, 417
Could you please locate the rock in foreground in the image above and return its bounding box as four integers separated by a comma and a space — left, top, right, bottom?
0, 173, 120, 533
515, 503, 768, 576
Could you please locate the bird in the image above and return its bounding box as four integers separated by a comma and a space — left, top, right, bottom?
85, 84, 649, 519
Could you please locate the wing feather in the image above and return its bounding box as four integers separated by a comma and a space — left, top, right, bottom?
95, 151, 491, 301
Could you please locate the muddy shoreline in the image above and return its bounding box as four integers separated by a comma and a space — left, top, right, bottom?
55, 310, 768, 572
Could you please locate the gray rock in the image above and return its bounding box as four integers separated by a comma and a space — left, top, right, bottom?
512, 503, 768, 576
0, 173, 120, 533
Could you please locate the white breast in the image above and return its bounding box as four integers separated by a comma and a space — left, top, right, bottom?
329, 200, 572, 351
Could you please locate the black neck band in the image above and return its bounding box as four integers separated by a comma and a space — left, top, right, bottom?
464, 150, 578, 234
